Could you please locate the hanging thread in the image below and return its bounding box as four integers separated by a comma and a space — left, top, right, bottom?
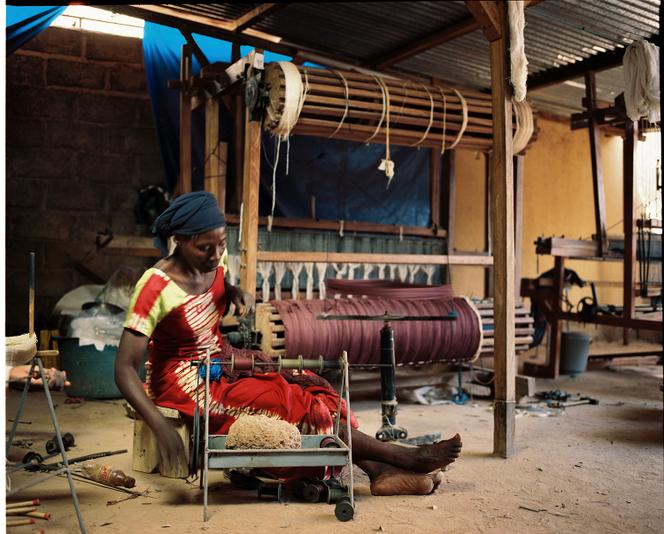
411, 84, 435, 148
448, 89, 468, 149
508, 0, 528, 102
329, 70, 350, 138
438, 87, 448, 155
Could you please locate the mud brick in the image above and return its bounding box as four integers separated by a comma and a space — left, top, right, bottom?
8, 147, 73, 179
7, 54, 46, 87
109, 63, 147, 93
46, 120, 109, 152
48, 180, 108, 212
109, 126, 160, 156
6, 118, 46, 147
6, 86, 77, 119
6, 179, 45, 209
136, 155, 166, 185
9, 210, 73, 240
47, 58, 106, 90
135, 100, 156, 127
77, 93, 137, 125
77, 152, 135, 183
23, 27, 83, 57
85, 32, 142, 63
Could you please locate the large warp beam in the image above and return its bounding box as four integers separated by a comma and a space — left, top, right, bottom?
271, 293, 483, 366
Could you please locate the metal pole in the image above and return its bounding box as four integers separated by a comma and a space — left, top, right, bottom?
36, 357, 86, 533
203, 350, 211, 522
6, 358, 37, 455
342, 352, 354, 508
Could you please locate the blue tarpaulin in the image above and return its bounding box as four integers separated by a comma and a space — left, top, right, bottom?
6, 5, 66, 55
143, 22, 434, 226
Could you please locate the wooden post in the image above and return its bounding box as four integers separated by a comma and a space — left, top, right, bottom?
514, 155, 524, 303
623, 121, 637, 344
584, 72, 608, 255
239, 107, 261, 297
231, 42, 244, 214
488, 1, 515, 458
178, 44, 192, 195
430, 148, 441, 230
484, 152, 494, 298
204, 97, 227, 211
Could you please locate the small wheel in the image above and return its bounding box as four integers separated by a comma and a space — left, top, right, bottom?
398, 431, 407, 440
334, 498, 354, 522
303, 482, 325, 503
22, 451, 43, 471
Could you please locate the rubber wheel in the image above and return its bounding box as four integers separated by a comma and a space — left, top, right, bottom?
334, 498, 354, 522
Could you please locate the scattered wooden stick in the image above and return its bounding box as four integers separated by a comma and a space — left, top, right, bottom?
7, 518, 36, 527
24, 511, 50, 520
6, 506, 37, 515
6, 499, 40, 509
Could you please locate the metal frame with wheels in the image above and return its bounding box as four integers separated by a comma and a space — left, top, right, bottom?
193, 350, 355, 522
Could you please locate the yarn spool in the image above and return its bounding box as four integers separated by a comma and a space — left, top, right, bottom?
263, 64, 537, 153
268, 297, 483, 366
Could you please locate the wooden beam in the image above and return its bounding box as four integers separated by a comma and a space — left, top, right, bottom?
528, 47, 625, 91
441, 151, 456, 249
370, 17, 479, 69
514, 154, 524, 302
224, 214, 447, 238
484, 152, 493, 298
204, 97, 227, 211
231, 43, 244, 214
369, 0, 542, 69
177, 44, 192, 195
623, 121, 637, 344
231, 4, 287, 33
465, 0, 502, 42
584, 72, 608, 256
489, 2, 515, 458
256, 251, 494, 265
430, 149, 441, 230
239, 102, 262, 297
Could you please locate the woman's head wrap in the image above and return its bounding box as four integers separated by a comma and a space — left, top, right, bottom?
152, 191, 225, 255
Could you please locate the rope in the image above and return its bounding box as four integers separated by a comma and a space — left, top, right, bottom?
328, 70, 350, 138
448, 89, 468, 149
364, 75, 388, 143
410, 84, 435, 147
508, 0, 528, 102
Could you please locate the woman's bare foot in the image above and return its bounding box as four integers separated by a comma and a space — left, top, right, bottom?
370, 468, 440, 496
408, 433, 462, 473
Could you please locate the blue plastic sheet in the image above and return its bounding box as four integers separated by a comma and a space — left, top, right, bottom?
6, 5, 66, 55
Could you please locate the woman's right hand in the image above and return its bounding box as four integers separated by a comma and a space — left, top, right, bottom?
154, 420, 189, 478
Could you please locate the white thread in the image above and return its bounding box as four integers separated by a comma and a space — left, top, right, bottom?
438, 87, 448, 155
316, 263, 328, 300
364, 75, 388, 144
267, 214, 274, 233
227, 254, 241, 286
304, 262, 315, 300
290, 262, 304, 300
508, 1, 528, 102
422, 265, 435, 285
376, 264, 386, 280
333, 263, 348, 279
512, 98, 535, 154
397, 264, 409, 282
273, 261, 287, 301
624, 40, 660, 122
362, 263, 374, 280
399, 225, 404, 242
257, 262, 273, 303
347, 263, 360, 280
238, 202, 244, 244
329, 70, 350, 138
373, 76, 395, 183
411, 84, 435, 147
339, 220, 344, 237
408, 264, 420, 283
448, 89, 468, 149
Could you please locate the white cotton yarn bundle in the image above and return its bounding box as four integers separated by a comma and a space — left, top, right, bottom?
623, 40, 660, 123
508, 0, 528, 103
225, 414, 302, 450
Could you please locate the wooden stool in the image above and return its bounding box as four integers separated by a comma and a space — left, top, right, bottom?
132, 405, 190, 478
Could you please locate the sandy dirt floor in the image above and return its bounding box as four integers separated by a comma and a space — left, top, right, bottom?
5, 362, 663, 534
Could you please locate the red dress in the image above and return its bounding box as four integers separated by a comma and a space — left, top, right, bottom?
124, 266, 355, 435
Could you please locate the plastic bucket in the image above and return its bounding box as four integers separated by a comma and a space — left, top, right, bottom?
58, 337, 146, 399
560, 331, 591, 375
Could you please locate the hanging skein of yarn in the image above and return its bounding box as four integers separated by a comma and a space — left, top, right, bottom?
623, 40, 660, 123
508, 0, 528, 102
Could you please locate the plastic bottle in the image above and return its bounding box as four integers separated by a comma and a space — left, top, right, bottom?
81, 461, 136, 488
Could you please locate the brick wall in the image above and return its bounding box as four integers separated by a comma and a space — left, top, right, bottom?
6, 27, 164, 335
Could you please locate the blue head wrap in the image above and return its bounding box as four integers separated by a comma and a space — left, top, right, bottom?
152, 191, 225, 255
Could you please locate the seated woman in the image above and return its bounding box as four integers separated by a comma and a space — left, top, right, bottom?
115, 191, 462, 496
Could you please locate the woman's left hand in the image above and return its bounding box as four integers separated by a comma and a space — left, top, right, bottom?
229, 284, 255, 316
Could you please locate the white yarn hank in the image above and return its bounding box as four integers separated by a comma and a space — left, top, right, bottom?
448, 89, 468, 149
623, 40, 660, 123
512, 98, 534, 154
508, 0, 528, 102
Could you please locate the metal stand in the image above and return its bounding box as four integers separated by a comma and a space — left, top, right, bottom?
194, 350, 355, 522
6, 356, 86, 534
318, 311, 458, 442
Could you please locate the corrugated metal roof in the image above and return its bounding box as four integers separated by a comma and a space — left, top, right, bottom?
119, 1, 660, 116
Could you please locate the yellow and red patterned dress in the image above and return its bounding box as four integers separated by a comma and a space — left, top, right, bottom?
124, 266, 355, 435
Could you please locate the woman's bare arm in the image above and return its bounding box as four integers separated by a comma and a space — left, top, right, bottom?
115, 329, 188, 476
